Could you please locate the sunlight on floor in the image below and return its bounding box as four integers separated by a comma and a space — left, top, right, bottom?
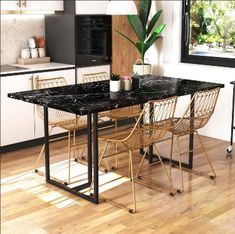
1, 159, 130, 209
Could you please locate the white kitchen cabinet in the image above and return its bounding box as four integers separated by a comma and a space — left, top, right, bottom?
0, 0, 21, 11
0, 68, 75, 147
1, 74, 35, 146
0, 0, 63, 12
77, 65, 110, 83
76, 0, 109, 15
33, 69, 75, 139
23, 0, 63, 11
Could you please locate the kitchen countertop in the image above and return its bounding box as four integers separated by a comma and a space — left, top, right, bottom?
0, 62, 75, 77
8, 75, 224, 115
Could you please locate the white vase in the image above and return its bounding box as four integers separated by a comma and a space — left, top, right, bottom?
110, 80, 121, 92
133, 59, 152, 75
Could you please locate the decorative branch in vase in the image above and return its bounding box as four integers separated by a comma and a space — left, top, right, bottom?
116, 0, 166, 75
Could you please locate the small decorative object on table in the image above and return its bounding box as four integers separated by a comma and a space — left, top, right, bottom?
122, 75, 132, 91
110, 73, 121, 92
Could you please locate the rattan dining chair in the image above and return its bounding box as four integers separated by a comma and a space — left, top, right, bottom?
33, 77, 87, 185
90, 96, 178, 213
80, 72, 142, 170
82, 72, 110, 83
168, 87, 220, 193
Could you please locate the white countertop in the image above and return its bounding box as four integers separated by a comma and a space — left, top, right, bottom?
0, 62, 75, 76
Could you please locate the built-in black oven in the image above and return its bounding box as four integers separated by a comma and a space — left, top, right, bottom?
76, 15, 112, 67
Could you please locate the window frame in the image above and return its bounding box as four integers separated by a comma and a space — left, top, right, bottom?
181, 0, 235, 68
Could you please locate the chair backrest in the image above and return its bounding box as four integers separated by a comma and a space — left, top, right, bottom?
122, 96, 178, 149
34, 77, 76, 125
82, 72, 109, 83
174, 87, 220, 134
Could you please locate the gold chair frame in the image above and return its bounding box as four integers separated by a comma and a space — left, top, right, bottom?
169, 87, 221, 193
33, 77, 88, 184
80, 72, 142, 170
90, 96, 178, 213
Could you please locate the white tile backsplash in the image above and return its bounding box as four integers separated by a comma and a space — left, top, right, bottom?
1, 15, 45, 65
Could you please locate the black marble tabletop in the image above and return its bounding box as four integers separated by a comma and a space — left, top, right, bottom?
8, 75, 224, 115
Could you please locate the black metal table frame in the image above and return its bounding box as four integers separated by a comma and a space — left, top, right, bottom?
44, 107, 100, 204
43, 94, 195, 204
227, 81, 235, 153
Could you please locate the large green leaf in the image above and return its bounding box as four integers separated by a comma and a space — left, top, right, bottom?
139, 0, 152, 27
147, 10, 163, 36
144, 35, 162, 54
146, 23, 166, 43
127, 15, 144, 41
115, 29, 142, 55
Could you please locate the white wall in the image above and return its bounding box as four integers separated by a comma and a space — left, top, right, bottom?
1, 15, 45, 65
152, 1, 235, 142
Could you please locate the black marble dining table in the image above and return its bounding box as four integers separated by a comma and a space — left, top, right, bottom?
8, 75, 224, 204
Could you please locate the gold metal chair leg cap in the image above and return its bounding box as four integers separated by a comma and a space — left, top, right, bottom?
177, 189, 183, 193
129, 209, 135, 214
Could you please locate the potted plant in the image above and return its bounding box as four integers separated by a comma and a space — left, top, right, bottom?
110, 73, 121, 92
122, 75, 132, 91
116, 0, 166, 75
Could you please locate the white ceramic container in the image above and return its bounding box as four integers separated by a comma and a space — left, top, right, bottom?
110, 80, 121, 92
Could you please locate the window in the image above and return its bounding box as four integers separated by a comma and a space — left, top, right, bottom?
181, 0, 235, 67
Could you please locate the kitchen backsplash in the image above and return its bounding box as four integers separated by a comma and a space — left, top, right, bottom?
1, 15, 45, 65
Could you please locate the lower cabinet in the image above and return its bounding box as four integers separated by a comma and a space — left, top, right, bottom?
1, 73, 35, 146
0, 69, 75, 147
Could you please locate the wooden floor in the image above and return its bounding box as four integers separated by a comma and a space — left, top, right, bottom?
1, 133, 235, 234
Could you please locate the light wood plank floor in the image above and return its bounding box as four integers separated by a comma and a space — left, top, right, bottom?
1, 134, 235, 234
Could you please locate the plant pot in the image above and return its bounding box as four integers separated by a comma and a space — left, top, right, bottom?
122, 79, 132, 91
110, 80, 121, 92
133, 59, 152, 75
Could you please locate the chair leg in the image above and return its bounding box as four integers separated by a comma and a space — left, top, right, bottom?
66, 131, 71, 185
153, 144, 176, 195
169, 133, 174, 180
176, 136, 184, 193
34, 126, 53, 172
73, 130, 76, 160
136, 149, 148, 178
129, 150, 136, 213
114, 120, 118, 169
195, 131, 216, 179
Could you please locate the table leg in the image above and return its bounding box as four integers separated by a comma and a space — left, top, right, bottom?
43, 109, 99, 204
44, 107, 50, 182
189, 94, 195, 169
87, 114, 92, 184
92, 113, 99, 204
230, 85, 235, 147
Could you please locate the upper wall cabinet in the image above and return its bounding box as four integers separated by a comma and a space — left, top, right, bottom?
0, 0, 63, 12
76, 0, 109, 15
